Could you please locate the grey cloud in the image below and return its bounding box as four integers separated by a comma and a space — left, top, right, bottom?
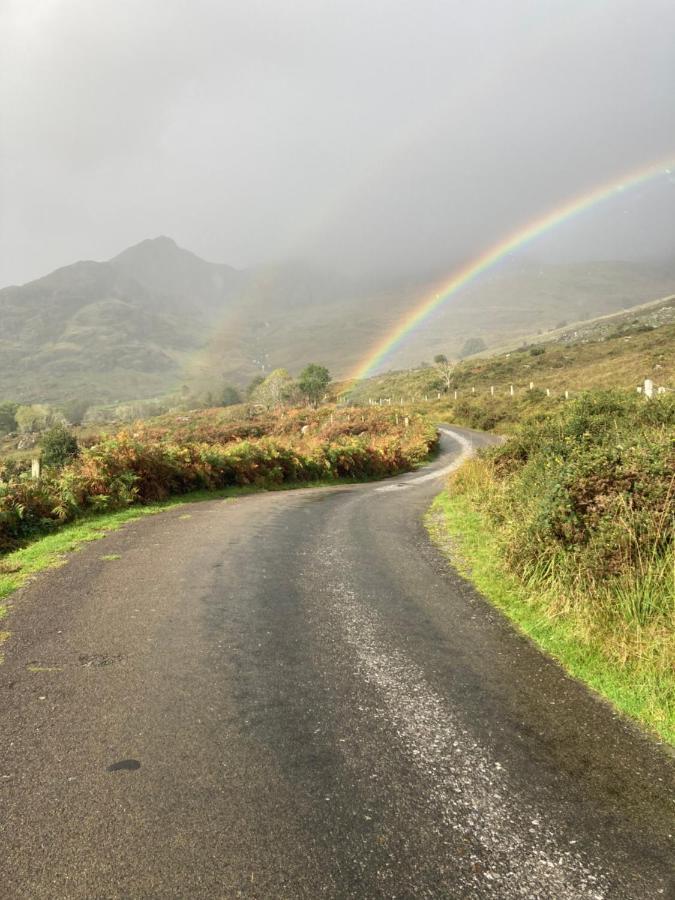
1, 0, 674, 286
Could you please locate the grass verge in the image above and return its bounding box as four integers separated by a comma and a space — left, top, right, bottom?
426, 490, 674, 746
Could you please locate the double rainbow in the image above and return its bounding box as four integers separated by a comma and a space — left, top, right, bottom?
345, 156, 675, 387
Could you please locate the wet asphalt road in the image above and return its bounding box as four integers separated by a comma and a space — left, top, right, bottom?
1, 426, 673, 899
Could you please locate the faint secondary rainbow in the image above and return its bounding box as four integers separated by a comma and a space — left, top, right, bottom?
345, 156, 675, 388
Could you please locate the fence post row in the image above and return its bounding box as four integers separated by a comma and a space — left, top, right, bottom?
357, 379, 666, 409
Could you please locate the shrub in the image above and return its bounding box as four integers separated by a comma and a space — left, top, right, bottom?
460, 337, 487, 358
0, 402, 18, 435
40, 425, 80, 469
451, 390, 674, 639
0, 407, 437, 553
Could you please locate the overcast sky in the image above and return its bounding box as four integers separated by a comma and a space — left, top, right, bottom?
1, 0, 675, 286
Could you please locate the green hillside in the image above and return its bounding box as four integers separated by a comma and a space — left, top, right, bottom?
1, 236, 673, 405
345, 317, 675, 430
0, 238, 243, 403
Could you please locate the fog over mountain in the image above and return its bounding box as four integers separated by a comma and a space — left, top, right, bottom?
1, 235, 673, 404
2, 0, 675, 292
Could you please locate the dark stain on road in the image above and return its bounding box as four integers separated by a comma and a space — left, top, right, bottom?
106, 759, 141, 772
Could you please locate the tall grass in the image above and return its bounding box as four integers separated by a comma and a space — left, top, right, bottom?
439, 391, 674, 740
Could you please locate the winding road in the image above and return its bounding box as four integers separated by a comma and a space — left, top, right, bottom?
1, 427, 673, 899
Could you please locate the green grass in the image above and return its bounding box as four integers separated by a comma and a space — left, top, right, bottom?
426, 491, 674, 745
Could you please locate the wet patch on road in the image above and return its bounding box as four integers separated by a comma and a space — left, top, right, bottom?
106, 759, 141, 772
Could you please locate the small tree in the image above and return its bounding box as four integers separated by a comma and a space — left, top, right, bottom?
298, 364, 331, 406
15, 404, 57, 433
219, 384, 241, 407
40, 424, 79, 469
246, 374, 266, 398
61, 398, 90, 425
250, 369, 297, 410
433, 354, 453, 391
459, 337, 486, 358
0, 402, 18, 435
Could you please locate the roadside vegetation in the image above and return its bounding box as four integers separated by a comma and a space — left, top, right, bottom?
0, 399, 437, 555
430, 390, 674, 742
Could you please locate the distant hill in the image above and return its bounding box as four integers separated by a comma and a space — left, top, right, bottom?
1, 236, 673, 404
344, 317, 675, 407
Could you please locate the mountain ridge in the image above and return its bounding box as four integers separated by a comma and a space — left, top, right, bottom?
1, 236, 673, 404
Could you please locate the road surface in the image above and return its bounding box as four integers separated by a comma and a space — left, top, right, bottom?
1, 427, 673, 899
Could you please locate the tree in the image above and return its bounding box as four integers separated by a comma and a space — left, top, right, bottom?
250, 369, 297, 410
60, 398, 90, 425
219, 384, 241, 407
0, 402, 18, 435
40, 424, 79, 468
433, 354, 453, 391
15, 404, 59, 434
459, 337, 486, 358
246, 374, 266, 398
298, 364, 331, 406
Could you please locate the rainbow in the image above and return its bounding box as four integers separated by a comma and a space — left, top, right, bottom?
345, 155, 675, 388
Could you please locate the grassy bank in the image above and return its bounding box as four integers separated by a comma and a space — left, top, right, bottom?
428, 391, 674, 744
344, 319, 675, 434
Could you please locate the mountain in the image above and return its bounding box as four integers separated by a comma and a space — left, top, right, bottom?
1, 236, 673, 405
110, 237, 241, 315
0, 237, 244, 403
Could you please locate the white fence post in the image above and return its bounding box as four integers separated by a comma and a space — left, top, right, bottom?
31, 458, 41, 479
